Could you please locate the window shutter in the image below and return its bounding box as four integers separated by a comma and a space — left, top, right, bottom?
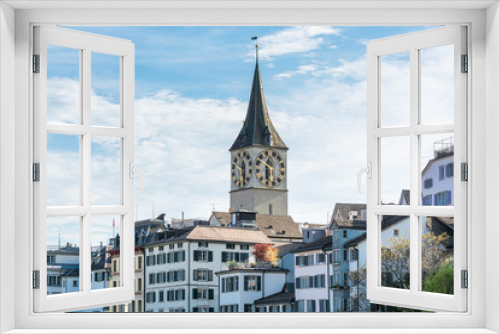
245, 276, 249, 291
192, 307, 198, 312
309, 276, 314, 288
222, 252, 227, 262
235, 276, 239, 291
209, 307, 214, 312
208, 251, 213, 262
181, 250, 186, 262
193, 269, 198, 281
209, 289, 214, 300
174, 252, 179, 263
296, 277, 301, 289
295, 256, 300, 266
321, 275, 326, 288
257, 276, 262, 291
235, 252, 240, 262
182, 289, 186, 300
193, 250, 199, 262
192, 288, 198, 299
208, 270, 213, 281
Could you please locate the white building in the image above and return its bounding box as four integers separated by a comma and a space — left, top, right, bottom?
292, 236, 332, 312
143, 225, 272, 312
421, 137, 454, 206
46, 244, 80, 296
217, 267, 288, 312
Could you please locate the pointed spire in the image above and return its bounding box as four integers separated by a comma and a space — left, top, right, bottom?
230, 48, 287, 151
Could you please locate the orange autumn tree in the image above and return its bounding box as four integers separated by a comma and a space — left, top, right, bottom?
252, 243, 278, 264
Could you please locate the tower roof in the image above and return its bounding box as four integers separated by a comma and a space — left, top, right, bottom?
230, 61, 287, 151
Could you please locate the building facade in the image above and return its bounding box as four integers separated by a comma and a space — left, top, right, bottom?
217, 268, 288, 312
143, 225, 271, 312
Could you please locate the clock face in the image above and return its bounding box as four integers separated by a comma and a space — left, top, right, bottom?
255, 149, 286, 188
231, 150, 252, 188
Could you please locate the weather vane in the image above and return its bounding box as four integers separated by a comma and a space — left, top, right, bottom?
251, 36, 258, 62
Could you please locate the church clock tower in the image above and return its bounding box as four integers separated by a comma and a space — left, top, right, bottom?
229, 47, 288, 215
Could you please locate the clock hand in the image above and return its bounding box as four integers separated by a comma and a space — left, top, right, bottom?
257, 158, 274, 170
232, 162, 242, 171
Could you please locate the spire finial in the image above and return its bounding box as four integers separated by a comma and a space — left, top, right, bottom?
251, 36, 259, 63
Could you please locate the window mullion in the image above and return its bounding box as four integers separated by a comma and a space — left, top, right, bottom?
409, 47, 420, 294
81, 48, 92, 294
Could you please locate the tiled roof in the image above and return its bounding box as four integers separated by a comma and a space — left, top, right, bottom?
275, 242, 304, 257
290, 235, 332, 253
211, 212, 303, 240
254, 283, 295, 305
186, 226, 271, 244
334, 219, 367, 230
334, 203, 366, 221
216, 268, 288, 275
344, 215, 409, 247
146, 226, 272, 245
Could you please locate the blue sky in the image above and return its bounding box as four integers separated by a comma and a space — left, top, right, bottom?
46, 25, 458, 246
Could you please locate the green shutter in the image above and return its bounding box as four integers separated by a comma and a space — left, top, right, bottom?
296, 277, 301, 289
222, 252, 227, 262
193, 250, 199, 262
257, 276, 262, 291
192, 307, 198, 312
235, 253, 240, 262
192, 288, 198, 299
209, 289, 214, 300
208, 251, 213, 262
193, 269, 198, 281
244, 276, 249, 291
208, 270, 213, 281
209, 307, 214, 312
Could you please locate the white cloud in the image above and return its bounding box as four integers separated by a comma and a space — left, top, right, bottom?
45, 43, 453, 233
250, 26, 341, 61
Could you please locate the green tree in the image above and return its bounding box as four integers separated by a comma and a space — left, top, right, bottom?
423, 260, 454, 295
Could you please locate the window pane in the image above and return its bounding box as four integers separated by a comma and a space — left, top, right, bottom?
421, 216, 454, 295
91, 215, 120, 291
420, 134, 454, 206
380, 52, 410, 128
420, 45, 454, 125
91, 52, 121, 127
47, 45, 80, 124
381, 136, 410, 205
381, 215, 410, 290
91, 137, 121, 206
47, 133, 80, 206
47, 216, 80, 295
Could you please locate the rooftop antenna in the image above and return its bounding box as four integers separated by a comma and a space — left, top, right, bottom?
152, 199, 155, 218
251, 36, 258, 63
58, 227, 61, 250
112, 218, 116, 240
210, 202, 216, 212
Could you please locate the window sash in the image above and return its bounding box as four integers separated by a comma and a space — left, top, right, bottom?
366, 25, 467, 312
33, 25, 135, 313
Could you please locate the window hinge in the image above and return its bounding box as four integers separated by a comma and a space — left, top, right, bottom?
33, 163, 40, 182
461, 270, 468, 289
33, 54, 40, 73
461, 54, 468, 73
33, 270, 40, 289
461, 162, 468, 181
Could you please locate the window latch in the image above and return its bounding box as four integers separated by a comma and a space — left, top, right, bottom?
129, 162, 145, 194
357, 162, 372, 194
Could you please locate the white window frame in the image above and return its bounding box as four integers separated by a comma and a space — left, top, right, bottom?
1, 2, 497, 334
366, 26, 467, 312
32, 25, 136, 313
